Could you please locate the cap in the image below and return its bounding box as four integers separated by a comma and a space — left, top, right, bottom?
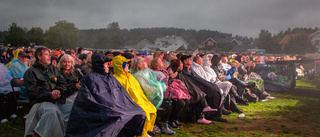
113, 52, 121, 56
180, 55, 192, 62
123, 53, 134, 59
18, 51, 27, 57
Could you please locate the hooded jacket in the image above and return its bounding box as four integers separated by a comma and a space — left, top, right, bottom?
23, 62, 67, 105
6, 48, 23, 68
113, 56, 157, 137
202, 58, 219, 83
66, 54, 146, 137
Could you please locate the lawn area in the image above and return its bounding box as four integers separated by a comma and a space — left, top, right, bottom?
1, 76, 320, 137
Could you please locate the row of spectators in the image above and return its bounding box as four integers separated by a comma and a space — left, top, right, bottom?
0, 46, 278, 137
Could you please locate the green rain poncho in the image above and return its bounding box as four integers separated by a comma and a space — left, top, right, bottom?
132, 68, 166, 109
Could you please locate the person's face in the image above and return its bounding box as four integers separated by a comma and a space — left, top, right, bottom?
104, 62, 109, 73
1, 51, 6, 56
51, 60, 57, 67
178, 61, 183, 70
157, 58, 164, 70
123, 63, 129, 73
138, 59, 148, 71
184, 58, 192, 66
62, 58, 72, 71
82, 59, 87, 64
235, 62, 240, 68
196, 58, 203, 66
108, 61, 113, 67
221, 57, 228, 63
18, 56, 27, 64
38, 50, 51, 65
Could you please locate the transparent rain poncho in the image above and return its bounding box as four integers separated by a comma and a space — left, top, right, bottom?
132, 68, 166, 109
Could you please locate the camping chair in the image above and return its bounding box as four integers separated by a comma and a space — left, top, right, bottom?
10, 78, 30, 124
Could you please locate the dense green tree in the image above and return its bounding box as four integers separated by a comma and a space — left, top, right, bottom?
26, 27, 44, 45
44, 20, 79, 49
256, 29, 282, 53
4, 22, 29, 47
285, 35, 316, 54
106, 22, 122, 48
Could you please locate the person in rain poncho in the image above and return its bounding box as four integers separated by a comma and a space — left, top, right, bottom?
0, 63, 16, 124
6, 48, 23, 68
8, 51, 29, 99
113, 55, 157, 137
131, 57, 176, 135
191, 56, 232, 98
24, 47, 67, 137
131, 57, 165, 109
66, 54, 146, 137
202, 57, 244, 113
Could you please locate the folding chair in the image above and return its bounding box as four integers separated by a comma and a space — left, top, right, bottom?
10, 78, 30, 124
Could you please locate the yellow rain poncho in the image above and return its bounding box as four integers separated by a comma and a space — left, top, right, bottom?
6, 48, 23, 68
113, 56, 157, 137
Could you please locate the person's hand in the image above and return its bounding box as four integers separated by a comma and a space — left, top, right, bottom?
76, 82, 81, 90
170, 71, 178, 78
51, 90, 61, 100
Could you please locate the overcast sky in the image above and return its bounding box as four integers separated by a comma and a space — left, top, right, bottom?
1, 0, 319, 38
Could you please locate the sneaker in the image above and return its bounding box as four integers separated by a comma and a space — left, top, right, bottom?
168, 121, 179, 129
222, 108, 232, 115
10, 114, 17, 119
174, 120, 182, 127
1, 119, 8, 124
203, 107, 218, 112
212, 117, 228, 123
197, 118, 212, 124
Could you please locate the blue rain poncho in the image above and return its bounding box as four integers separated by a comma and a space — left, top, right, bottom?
66, 55, 146, 137
9, 58, 29, 78
0, 63, 12, 95
132, 68, 166, 109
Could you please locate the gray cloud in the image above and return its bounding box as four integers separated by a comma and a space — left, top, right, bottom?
0, 0, 319, 37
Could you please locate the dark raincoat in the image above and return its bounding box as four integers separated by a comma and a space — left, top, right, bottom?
177, 67, 223, 110
66, 54, 146, 137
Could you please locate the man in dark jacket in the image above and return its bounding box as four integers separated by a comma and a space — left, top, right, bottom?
23, 47, 68, 137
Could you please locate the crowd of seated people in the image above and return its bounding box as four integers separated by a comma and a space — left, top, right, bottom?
0, 46, 282, 137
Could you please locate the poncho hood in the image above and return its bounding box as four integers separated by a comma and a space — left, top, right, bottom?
113, 56, 130, 76
92, 54, 112, 75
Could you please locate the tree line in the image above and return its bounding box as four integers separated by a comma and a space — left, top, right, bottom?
0, 20, 318, 54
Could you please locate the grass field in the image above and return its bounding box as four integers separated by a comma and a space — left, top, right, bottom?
1, 75, 320, 137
